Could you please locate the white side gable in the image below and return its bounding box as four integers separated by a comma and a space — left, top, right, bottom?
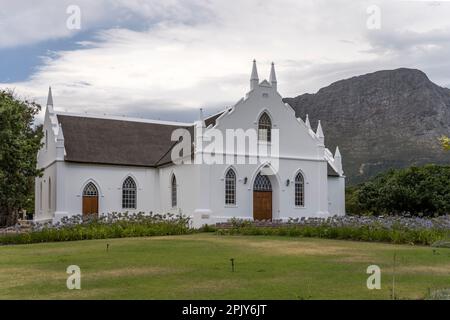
37, 103, 62, 169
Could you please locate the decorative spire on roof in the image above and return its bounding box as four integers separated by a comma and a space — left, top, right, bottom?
316, 120, 324, 143
55, 123, 65, 159
57, 123, 64, 141
46, 86, 53, 107
334, 146, 343, 175
250, 59, 259, 90
198, 108, 205, 128
335, 146, 341, 159
305, 114, 311, 129
269, 62, 277, 90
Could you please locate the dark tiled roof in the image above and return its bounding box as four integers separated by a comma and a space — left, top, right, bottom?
204, 110, 226, 127
58, 115, 192, 167
327, 163, 340, 177
155, 126, 195, 166
205, 113, 221, 127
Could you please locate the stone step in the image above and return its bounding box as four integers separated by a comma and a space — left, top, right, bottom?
17, 220, 33, 232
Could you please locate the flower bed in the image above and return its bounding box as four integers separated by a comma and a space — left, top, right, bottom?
0, 212, 193, 245
215, 215, 450, 246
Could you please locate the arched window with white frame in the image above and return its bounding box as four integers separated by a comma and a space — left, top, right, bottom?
48, 177, 51, 210
258, 112, 272, 143
171, 175, 177, 207
295, 172, 305, 207
122, 176, 137, 209
225, 168, 236, 205
39, 181, 43, 211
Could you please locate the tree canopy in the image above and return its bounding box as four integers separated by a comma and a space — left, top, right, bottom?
440, 135, 450, 151
0, 90, 43, 226
346, 164, 450, 216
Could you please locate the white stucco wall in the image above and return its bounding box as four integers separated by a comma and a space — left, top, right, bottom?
158, 164, 197, 218
327, 176, 346, 216
54, 162, 159, 220
201, 158, 329, 225
34, 163, 56, 222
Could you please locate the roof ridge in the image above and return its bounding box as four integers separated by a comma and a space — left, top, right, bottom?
56, 111, 193, 127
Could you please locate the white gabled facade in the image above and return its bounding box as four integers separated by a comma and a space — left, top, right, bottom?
35, 61, 345, 227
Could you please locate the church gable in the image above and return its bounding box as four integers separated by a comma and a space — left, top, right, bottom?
208, 61, 324, 160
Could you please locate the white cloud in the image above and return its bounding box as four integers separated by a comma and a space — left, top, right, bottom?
2, 0, 450, 122
0, 0, 211, 48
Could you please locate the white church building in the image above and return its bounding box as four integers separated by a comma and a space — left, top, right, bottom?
35, 61, 345, 227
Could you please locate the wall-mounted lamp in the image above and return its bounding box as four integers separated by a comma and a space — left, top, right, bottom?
243, 177, 248, 184
286, 179, 290, 187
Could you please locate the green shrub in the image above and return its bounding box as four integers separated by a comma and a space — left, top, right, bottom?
0, 214, 194, 245
346, 164, 450, 216
217, 224, 449, 246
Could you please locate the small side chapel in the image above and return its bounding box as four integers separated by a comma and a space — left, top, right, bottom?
35, 60, 345, 227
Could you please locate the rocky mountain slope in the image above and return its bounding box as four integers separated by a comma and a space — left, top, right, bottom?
284, 68, 450, 184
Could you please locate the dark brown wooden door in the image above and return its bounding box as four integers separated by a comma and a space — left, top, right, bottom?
82, 196, 98, 217
253, 191, 272, 221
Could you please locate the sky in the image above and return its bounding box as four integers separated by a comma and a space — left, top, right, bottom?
1, 0, 450, 123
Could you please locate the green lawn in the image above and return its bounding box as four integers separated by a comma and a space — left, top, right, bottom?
0, 233, 449, 299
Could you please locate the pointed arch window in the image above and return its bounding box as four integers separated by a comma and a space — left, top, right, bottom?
171, 175, 177, 207
225, 169, 236, 205
295, 172, 305, 207
83, 182, 99, 216
258, 112, 272, 142
39, 181, 43, 210
83, 182, 98, 196
122, 177, 137, 209
254, 172, 272, 191
48, 177, 51, 210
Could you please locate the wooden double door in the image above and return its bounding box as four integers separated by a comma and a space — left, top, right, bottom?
82, 196, 98, 217
253, 172, 273, 221
253, 191, 272, 221
82, 182, 99, 217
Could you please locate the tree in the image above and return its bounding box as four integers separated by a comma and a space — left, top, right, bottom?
440, 135, 450, 151
0, 90, 43, 226
347, 165, 450, 216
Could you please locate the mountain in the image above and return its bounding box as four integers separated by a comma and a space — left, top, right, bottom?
283, 68, 450, 185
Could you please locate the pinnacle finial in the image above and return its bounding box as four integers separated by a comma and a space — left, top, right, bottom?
334, 145, 343, 175
46, 86, 53, 107
305, 114, 311, 129
250, 59, 259, 90
269, 62, 277, 89
251, 59, 259, 80
198, 108, 205, 128
57, 123, 64, 141
316, 120, 324, 139
335, 146, 341, 158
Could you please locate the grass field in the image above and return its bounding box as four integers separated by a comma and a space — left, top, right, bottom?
0, 233, 449, 299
